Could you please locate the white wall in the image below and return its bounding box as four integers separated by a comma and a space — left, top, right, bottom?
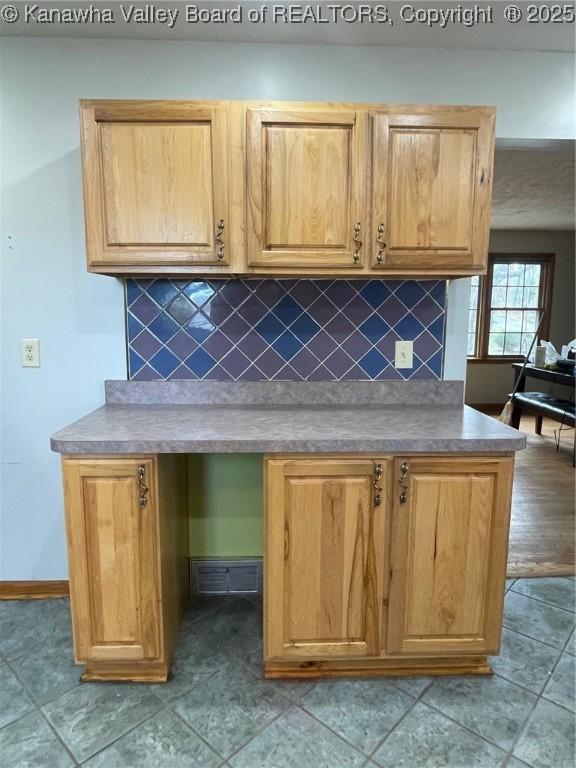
444, 280, 472, 382
1, 39, 574, 579
466, 230, 576, 405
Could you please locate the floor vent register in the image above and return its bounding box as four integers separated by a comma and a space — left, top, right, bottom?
190, 559, 263, 596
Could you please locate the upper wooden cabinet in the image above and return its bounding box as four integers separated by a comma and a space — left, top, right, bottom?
79, 100, 495, 277
371, 107, 495, 272
387, 456, 512, 657
80, 100, 231, 270
246, 107, 368, 270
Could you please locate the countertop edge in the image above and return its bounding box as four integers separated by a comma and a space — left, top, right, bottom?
51, 435, 527, 455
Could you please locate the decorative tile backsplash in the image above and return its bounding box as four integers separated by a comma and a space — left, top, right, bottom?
126, 279, 446, 381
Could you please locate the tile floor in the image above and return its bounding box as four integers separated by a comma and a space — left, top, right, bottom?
0, 577, 574, 768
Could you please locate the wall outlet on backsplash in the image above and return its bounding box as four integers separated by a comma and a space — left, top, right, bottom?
395, 341, 414, 369
125, 279, 446, 382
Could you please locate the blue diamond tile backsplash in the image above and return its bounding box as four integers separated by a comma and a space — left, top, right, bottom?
126, 279, 446, 381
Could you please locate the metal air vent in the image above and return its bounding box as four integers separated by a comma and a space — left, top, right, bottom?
190, 558, 262, 595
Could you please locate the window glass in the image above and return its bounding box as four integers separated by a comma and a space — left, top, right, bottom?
491, 287, 507, 307
492, 264, 508, 286
522, 311, 539, 333
488, 333, 505, 355
523, 286, 539, 307
524, 264, 541, 286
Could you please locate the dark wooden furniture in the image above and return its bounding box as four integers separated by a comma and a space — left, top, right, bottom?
512, 362, 575, 391
510, 363, 575, 465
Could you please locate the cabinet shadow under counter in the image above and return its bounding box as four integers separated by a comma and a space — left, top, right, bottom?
51, 381, 525, 683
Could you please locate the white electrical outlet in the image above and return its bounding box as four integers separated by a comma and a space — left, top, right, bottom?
395, 340, 413, 369
20, 338, 40, 367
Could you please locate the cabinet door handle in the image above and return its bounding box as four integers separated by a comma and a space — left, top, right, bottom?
353, 222, 362, 264
373, 463, 383, 506
376, 223, 386, 264
138, 464, 149, 509
216, 218, 225, 261
399, 461, 409, 505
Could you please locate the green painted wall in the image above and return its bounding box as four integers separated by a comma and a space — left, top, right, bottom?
188, 455, 263, 557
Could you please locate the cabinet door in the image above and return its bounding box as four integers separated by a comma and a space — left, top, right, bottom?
372, 108, 494, 272
81, 101, 230, 267
387, 457, 512, 656
265, 458, 388, 660
247, 107, 368, 270
62, 458, 161, 662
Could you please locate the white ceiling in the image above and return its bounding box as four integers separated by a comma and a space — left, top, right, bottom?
2, 1, 574, 51
492, 145, 575, 230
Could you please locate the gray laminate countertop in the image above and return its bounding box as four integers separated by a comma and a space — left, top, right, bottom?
50, 381, 525, 454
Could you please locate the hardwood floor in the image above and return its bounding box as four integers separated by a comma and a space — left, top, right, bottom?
507, 415, 575, 577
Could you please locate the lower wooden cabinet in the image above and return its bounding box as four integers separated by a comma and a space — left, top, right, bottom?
62, 455, 188, 682
264, 458, 389, 660
387, 457, 513, 657
264, 454, 513, 678
60, 450, 514, 682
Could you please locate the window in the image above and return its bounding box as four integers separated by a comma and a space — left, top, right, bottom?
468, 255, 554, 361
468, 275, 481, 356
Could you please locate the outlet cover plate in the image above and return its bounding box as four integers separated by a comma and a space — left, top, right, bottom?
395, 340, 413, 369
20, 338, 40, 367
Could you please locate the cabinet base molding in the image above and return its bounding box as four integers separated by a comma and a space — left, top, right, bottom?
81, 660, 169, 683
0, 580, 69, 600
264, 656, 492, 680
